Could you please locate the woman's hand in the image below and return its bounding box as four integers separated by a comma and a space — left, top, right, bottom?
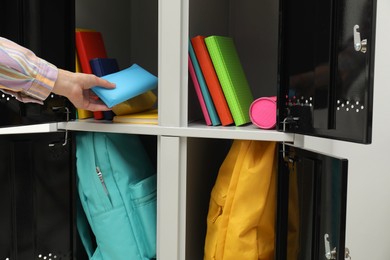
52, 69, 116, 111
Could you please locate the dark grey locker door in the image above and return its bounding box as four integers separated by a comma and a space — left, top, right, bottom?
276, 145, 348, 260
0, 0, 75, 127
0, 133, 75, 259
0, 0, 75, 73
278, 0, 376, 143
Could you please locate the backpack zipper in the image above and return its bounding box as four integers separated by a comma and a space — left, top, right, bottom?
96, 166, 112, 204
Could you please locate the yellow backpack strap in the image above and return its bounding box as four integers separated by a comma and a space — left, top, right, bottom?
205, 140, 277, 260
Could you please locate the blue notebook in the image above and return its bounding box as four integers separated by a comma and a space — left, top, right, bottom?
189, 41, 221, 126
92, 64, 158, 108
90, 58, 120, 120
90, 58, 119, 77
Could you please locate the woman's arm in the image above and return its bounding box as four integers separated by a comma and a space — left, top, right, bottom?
0, 37, 115, 111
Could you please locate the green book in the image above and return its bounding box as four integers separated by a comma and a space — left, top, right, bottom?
205, 36, 254, 126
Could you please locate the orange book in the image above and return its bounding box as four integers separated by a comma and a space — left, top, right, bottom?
75, 29, 107, 119
191, 36, 233, 126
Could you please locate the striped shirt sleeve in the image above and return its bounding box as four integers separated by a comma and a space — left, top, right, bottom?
0, 37, 58, 104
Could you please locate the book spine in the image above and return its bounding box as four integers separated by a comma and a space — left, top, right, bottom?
191, 36, 233, 126
93, 62, 104, 77
75, 30, 108, 120
75, 32, 93, 74
188, 55, 212, 125
189, 41, 221, 126
90, 61, 107, 120
205, 36, 253, 126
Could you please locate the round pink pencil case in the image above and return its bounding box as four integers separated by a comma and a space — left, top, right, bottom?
249, 96, 277, 129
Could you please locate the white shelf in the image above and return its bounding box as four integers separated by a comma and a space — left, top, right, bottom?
58, 120, 161, 136
58, 120, 294, 142
185, 122, 294, 141
0, 123, 59, 135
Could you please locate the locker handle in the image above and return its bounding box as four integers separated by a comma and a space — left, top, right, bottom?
353, 25, 367, 53
324, 234, 337, 259
324, 233, 352, 259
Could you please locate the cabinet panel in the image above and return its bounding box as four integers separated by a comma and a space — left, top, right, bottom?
277, 145, 348, 260
0, 133, 75, 259
0, 0, 75, 127
278, 0, 376, 143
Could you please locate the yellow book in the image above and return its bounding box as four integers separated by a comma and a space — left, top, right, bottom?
113, 109, 158, 125
112, 91, 157, 116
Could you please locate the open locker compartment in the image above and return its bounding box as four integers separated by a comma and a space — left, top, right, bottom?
187, 0, 280, 125
75, 0, 158, 74
74, 132, 158, 259
278, 0, 377, 144
184, 137, 349, 260
276, 144, 348, 260
185, 137, 232, 260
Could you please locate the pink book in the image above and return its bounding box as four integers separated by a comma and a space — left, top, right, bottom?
188, 55, 212, 125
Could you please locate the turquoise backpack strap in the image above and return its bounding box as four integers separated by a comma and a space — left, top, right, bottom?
76, 188, 94, 258
76, 132, 105, 260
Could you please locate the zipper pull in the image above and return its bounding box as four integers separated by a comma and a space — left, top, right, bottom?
96, 166, 111, 201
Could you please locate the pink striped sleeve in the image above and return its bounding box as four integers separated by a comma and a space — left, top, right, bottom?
0, 37, 58, 104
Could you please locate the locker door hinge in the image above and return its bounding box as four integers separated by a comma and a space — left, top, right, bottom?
281, 117, 299, 161
281, 116, 300, 133
324, 234, 351, 259
49, 106, 70, 147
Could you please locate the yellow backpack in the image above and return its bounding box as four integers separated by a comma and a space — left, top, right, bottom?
204, 140, 277, 260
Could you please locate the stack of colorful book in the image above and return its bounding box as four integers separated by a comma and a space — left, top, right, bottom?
75, 28, 158, 124
75, 28, 111, 120
189, 35, 254, 126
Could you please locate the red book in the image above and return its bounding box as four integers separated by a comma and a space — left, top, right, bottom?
191, 36, 233, 126
75, 29, 107, 119
75, 29, 108, 74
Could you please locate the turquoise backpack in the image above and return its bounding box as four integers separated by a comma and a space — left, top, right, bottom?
75, 132, 157, 260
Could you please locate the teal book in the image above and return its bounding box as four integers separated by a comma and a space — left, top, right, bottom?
189, 41, 221, 126
205, 36, 254, 126
92, 64, 158, 108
